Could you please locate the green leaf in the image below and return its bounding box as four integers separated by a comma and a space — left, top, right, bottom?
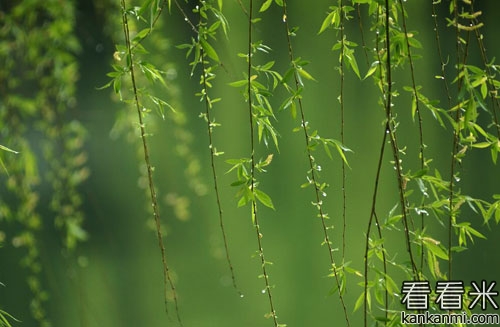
237, 187, 253, 207
0, 145, 19, 154
423, 238, 448, 260
427, 249, 440, 279
259, 60, 275, 71
226, 158, 246, 165
411, 168, 428, 178
353, 291, 364, 311
200, 38, 219, 62
300, 182, 312, 188
325, 139, 352, 167
112, 78, 122, 99
346, 52, 361, 79
139, 61, 166, 86
318, 10, 337, 35
297, 68, 316, 82
259, 0, 273, 12
385, 273, 398, 295
374, 316, 390, 323
133, 28, 151, 43
254, 189, 275, 210
237, 195, 248, 207
228, 79, 248, 87
451, 246, 468, 253
491, 142, 499, 164
411, 95, 417, 121
344, 264, 363, 277
463, 223, 486, 240
363, 61, 379, 80
137, 0, 153, 17
230, 180, 246, 187
0, 309, 20, 327
471, 142, 491, 149
481, 80, 488, 99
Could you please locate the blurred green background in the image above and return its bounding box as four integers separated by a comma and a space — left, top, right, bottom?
1, 1, 500, 326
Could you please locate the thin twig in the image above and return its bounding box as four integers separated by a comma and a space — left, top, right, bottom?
339, 0, 348, 269
397, 0, 425, 272
120, 1, 182, 324
448, 0, 472, 281
200, 45, 241, 294
282, 1, 350, 326
470, 6, 500, 137
383, 0, 418, 279
247, 1, 279, 325
363, 8, 388, 326
364, 131, 389, 327
432, 1, 454, 281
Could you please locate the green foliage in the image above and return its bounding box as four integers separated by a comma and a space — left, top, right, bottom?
0, 308, 19, 327
182, 0, 240, 294
0, 145, 18, 175
227, 155, 275, 210
3, 0, 500, 326
101, 0, 184, 323
0, 0, 88, 325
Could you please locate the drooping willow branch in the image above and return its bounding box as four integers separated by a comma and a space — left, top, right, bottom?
282, 1, 350, 326
468, 2, 500, 138
447, 0, 474, 281
364, 2, 428, 323
130, 0, 196, 52
431, 1, 454, 282
382, 0, 418, 278
199, 41, 240, 295
175, 0, 240, 295
397, 0, 427, 270
119, 1, 181, 324
338, 0, 348, 267
363, 7, 389, 327
363, 132, 389, 327
246, 1, 280, 326
432, 3, 453, 110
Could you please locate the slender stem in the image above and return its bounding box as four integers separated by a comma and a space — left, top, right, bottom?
174, 0, 197, 32
282, 1, 350, 326
339, 0, 348, 268
337, 3, 355, 320
432, 3, 453, 110
448, 0, 472, 281
364, 9, 388, 326
120, 1, 182, 324
364, 131, 389, 327
470, 4, 500, 137
355, 3, 370, 66
432, 1, 454, 282
247, 1, 279, 325
398, 0, 425, 271
200, 47, 241, 294
383, 0, 418, 279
